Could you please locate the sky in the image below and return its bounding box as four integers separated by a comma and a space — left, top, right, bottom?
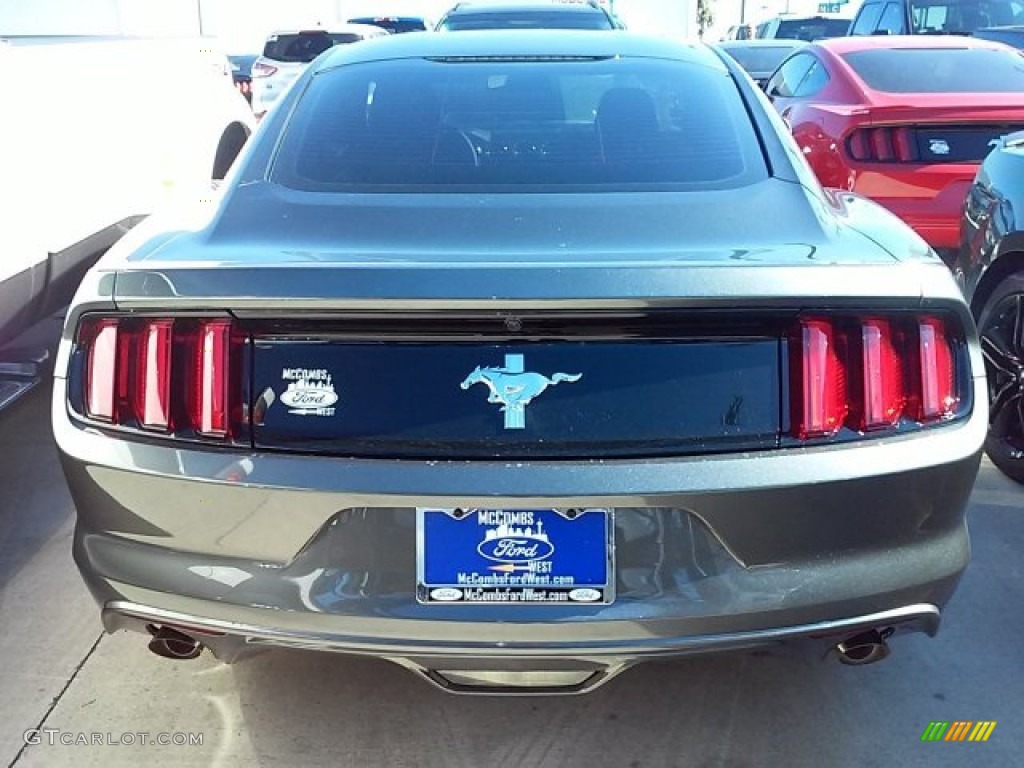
0, 0, 862, 46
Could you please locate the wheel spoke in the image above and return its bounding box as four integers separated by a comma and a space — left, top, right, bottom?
990, 380, 1022, 431
1015, 294, 1024, 357
980, 333, 1019, 376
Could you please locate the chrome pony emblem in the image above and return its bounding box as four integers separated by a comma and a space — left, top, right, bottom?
929, 139, 951, 156
460, 354, 582, 429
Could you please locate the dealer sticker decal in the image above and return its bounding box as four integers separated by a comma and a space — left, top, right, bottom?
279, 367, 338, 416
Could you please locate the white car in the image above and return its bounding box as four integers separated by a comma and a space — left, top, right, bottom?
0, 36, 254, 410
250, 26, 388, 117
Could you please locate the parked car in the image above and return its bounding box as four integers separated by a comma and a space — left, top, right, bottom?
755, 13, 852, 40
55, 30, 984, 694
250, 26, 388, 117
848, 0, 1024, 36
228, 53, 257, 104
716, 39, 807, 87
971, 23, 1024, 47
347, 15, 430, 33
764, 35, 1024, 258
722, 24, 755, 40
1, 36, 253, 411
435, 1, 622, 31
959, 132, 1024, 482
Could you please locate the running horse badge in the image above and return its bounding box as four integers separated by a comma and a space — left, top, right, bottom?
460, 354, 582, 429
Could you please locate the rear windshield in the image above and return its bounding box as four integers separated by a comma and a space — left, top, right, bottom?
910, 0, 1024, 34
349, 17, 427, 33
775, 17, 851, 39
438, 10, 614, 30
262, 32, 369, 63
720, 45, 801, 74
271, 57, 766, 192
843, 47, 1024, 92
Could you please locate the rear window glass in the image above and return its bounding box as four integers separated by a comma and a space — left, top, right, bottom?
910, 0, 1024, 34
349, 17, 427, 33
438, 10, 613, 30
843, 47, 1024, 92
774, 17, 851, 39
262, 32, 369, 63
720, 45, 801, 74
270, 57, 767, 192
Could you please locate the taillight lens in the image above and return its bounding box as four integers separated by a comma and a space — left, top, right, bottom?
84, 319, 119, 422
790, 314, 961, 440
76, 316, 243, 441
251, 61, 277, 78
790, 319, 848, 439
846, 127, 918, 163
913, 316, 958, 422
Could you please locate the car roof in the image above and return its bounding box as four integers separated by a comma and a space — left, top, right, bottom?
312, 29, 719, 71
815, 33, 1013, 54
444, 0, 608, 14
717, 39, 808, 48
264, 24, 387, 38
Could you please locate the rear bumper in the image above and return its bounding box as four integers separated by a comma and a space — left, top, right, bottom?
55, 365, 985, 690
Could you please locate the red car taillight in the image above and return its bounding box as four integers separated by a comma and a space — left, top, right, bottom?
790, 315, 961, 440
846, 127, 918, 163
78, 316, 244, 440
251, 61, 278, 78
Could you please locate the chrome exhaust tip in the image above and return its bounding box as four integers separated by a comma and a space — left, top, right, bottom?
146, 624, 203, 660
835, 628, 891, 666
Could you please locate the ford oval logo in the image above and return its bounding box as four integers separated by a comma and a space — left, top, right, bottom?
477, 537, 555, 564
569, 588, 602, 602
430, 588, 463, 602
280, 388, 338, 409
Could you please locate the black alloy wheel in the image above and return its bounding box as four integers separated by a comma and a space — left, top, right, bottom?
979, 273, 1024, 483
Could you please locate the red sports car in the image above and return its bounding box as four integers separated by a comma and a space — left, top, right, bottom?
765, 36, 1024, 259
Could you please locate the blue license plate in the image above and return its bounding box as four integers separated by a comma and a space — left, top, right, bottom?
416, 508, 613, 605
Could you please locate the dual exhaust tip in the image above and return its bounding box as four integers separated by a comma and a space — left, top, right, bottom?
146, 624, 203, 660
834, 628, 892, 666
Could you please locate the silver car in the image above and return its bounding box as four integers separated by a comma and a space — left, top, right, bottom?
249, 25, 387, 117
54, 30, 985, 695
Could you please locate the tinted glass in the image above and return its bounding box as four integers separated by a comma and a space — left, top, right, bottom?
774, 17, 851, 40
910, 0, 1024, 33
439, 10, 614, 30
876, 3, 907, 33
271, 57, 767, 191
851, 2, 884, 33
720, 45, 802, 75
349, 17, 427, 33
843, 47, 1024, 92
262, 32, 368, 63
794, 60, 829, 96
766, 53, 814, 97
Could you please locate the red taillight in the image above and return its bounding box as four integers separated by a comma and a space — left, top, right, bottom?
84, 319, 119, 422
78, 316, 241, 440
190, 320, 231, 437
134, 320, 173, 431
791, 315, 961, 440
846, 127, 918, 163
791, 319, 848, 439
914, 317, 957, 422
251, 61, 277, 78
855, 318, 904, 430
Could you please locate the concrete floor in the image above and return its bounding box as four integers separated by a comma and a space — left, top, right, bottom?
1, 383, 1021, 767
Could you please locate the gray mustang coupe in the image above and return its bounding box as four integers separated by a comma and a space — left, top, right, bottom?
54, 30, 986, 694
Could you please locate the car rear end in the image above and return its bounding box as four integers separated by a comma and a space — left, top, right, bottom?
250, 27, 384, 117
834, 42, 1024, 258
54, 36, 985, 693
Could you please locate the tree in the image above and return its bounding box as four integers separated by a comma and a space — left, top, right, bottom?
697, 0, 714, 39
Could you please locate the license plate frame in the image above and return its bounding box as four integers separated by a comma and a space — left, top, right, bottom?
416, 507, 614, 605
